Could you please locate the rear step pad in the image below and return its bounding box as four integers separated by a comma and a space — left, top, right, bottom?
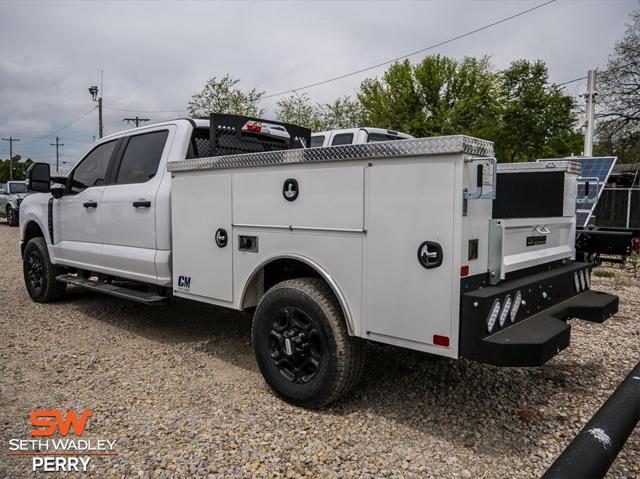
56, 274, 168, 305
482, 316, 571, 367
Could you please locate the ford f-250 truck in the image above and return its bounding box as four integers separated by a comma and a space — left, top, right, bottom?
20, 113, 618, 408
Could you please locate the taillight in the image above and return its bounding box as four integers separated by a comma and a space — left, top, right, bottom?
510, 291, 522, 322
499, 295, 512, 328
486, 299, 501, 333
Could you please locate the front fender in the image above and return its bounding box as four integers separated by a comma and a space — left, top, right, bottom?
19, 193, 53, 256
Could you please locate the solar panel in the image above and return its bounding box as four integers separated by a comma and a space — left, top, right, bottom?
538, 156, 617, 227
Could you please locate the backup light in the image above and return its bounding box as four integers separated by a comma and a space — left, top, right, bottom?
579, 270, 587, 291
585, 269, 591, 289
573, 272, 581, 292
510, 290, 522, 322
486, 299, 501, 333
499, 295, 512, 328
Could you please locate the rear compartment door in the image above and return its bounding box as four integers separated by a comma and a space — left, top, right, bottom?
365, 160, 456, 347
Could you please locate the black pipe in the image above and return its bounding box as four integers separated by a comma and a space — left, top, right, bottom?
543, 361, 640, 479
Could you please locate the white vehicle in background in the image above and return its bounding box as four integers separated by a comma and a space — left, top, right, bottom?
310, 127, 413, 147
0, 180, 30, 227
19, 113, 618, 408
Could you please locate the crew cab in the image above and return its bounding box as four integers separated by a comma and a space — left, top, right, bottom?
0, 180, 30, 227
310, 127, 413, 147
19, 113, 618, 408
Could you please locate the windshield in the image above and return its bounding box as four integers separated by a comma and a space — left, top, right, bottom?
9, 183, 27, 193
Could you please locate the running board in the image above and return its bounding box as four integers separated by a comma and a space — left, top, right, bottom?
56, 274, 168, 305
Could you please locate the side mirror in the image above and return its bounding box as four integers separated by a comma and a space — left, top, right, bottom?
26, 162, 51, 193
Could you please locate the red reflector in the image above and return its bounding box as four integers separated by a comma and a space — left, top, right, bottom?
433, 335, 450, 347
460, 265, 469, 277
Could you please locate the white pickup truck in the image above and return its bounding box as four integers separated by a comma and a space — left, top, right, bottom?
20, 113, 618, 408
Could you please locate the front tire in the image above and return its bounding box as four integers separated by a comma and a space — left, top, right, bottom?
252, 278, 365, 408
23, 237, 66, 302
7, 206, 18, 227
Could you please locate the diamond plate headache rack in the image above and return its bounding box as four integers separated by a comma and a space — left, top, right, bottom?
167, 135, 494, 173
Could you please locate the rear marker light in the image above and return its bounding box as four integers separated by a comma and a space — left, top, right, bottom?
460, 265, 469, 277
433, 335, 450, 347
486, 299, 501, 333
499, 295, 512, 327
574, 272, 581, 292
510, 291, 522, 322
579, 270, 586, 291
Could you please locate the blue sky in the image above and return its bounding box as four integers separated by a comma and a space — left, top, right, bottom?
0, 0, 636, 172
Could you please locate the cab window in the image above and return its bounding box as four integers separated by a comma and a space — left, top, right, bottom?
71, 140, 118, 193
331, 133, 354, 146
310, 135, 325, 148
116, 130, 168, 184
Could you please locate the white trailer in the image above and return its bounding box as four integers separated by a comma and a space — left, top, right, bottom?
21, 114, 618, 408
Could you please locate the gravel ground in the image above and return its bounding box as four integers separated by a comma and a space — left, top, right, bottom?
1, 223, 639, 479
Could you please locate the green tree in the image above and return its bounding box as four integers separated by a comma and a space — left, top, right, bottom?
275, 93, 323, 130
188, 74, 264, 117
317, 96, 365, 130
358, 55, 501, 138
596, 8, 640, 163
276, 94, 364, 131
0, 155, 33, 182
495, 60, 583, 162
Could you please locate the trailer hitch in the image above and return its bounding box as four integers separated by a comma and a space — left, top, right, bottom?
463, 156, 497, 200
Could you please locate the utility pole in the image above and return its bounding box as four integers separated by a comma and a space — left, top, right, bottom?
123, 116, 150, 127
89, 70, 104, 138
50, 136, 64, 173
583, 69, 597, 157
1, 136, 20, 180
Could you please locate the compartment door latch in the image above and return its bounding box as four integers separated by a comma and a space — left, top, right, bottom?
418, 241, 443, 269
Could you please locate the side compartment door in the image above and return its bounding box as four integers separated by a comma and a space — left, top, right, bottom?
171, 171, 233, 302
366, 160, 456, 347
100, 129, 171, 282
54, 139, 120, 269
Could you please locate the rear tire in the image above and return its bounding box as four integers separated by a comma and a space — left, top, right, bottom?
23, 237, 66, 302
7, 206, 18, 227
252, 278, 365, 408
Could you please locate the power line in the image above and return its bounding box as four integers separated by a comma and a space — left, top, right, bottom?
262, 0, 558, 99
20, 107, 97, 146
123, 116, 150, 127
105, 106, 187, 113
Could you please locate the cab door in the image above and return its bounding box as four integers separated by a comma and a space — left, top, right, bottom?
99, 128, 172, 282
54, 139, 120, 270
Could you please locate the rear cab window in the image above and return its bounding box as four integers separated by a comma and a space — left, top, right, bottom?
367, 132, 403, 143
115, 130, 168, 184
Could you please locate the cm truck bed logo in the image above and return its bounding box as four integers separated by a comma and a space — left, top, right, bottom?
178, 275, 191, 289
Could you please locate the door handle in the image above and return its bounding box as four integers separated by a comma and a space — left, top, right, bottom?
417, 241, 443, 269
83, 201, 98, 208
132, 201, 151, 208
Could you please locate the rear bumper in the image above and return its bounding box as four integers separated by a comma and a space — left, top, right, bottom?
459, 262, 618, 367
480, 290, 617, 366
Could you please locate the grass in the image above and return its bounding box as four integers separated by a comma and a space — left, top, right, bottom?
593, 269, 615, 278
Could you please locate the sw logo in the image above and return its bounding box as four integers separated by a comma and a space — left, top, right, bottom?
30, 409, 93, 436
177, 275, 191, 289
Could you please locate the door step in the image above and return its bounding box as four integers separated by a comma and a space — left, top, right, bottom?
56, 274, 168, 305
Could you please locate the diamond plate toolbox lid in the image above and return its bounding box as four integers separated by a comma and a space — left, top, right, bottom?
167, 135, 494, 173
